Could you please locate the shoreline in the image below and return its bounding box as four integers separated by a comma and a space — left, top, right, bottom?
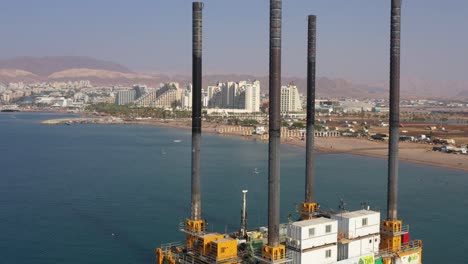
134, 120, 468, 172
42, 116, 468, 172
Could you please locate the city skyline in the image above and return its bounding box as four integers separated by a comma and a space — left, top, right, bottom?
1, 0, 467, 82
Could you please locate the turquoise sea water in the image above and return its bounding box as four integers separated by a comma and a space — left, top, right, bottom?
0, 113, 466, 264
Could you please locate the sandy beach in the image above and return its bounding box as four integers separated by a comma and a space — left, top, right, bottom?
43, 117, 468, 172
145, 120, 468, 172
289, 137, 467, 172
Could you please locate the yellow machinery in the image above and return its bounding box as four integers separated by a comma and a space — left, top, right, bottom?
210, 238, 239, 263
194, 233, 240, 263
156, 248, 163, 264
156, 231, 240, 264
196, 233, 224, 256
380, 220, 423, 264
380, 220, 403, 252
300, 202, 318, 220
262, 245, 286, 262
186, 219, 206, 249
397, 240, 423, 264
156, 248, 176, 264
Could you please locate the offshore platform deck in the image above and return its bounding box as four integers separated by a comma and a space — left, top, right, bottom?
155, 1, 423, 264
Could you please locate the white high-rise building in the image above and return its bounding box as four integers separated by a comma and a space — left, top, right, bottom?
202, 88, 209, 107
1, 93, 11, 102
115, 90, 136, 105
207, 85, 222, 108
281, 84, 302, 113
133, 82, 182, 108
238, 80, 260, 112
220, 82, 238, 108
153, 82, 182, 108
206, 80, 260, 113
182, 84, 193, 109
133, 85, 148, 99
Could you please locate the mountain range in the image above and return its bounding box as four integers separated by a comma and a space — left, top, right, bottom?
0, 56, 466, 99
0, 56, 131, 76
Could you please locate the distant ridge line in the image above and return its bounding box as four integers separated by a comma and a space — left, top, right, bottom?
0, 56, 132, 76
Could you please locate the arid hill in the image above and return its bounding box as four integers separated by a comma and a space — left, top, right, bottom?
0, 56, 466, 99
0, 56, 131, 76
0, 68, 39, 83
48, 68, 153, 80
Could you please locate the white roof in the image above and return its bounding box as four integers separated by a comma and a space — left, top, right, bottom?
334, 209, 379, 219
292, 217, 337, 227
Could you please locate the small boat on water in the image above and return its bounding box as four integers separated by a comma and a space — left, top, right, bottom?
173, 140, 182, 143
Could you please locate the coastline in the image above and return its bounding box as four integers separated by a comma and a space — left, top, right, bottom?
134, 119, 468, 172
42, 116, 468, 172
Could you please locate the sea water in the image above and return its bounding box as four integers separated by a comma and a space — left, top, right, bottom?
0, 113, 466, 264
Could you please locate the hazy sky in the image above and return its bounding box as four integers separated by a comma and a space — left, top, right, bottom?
1, 0, 467, 81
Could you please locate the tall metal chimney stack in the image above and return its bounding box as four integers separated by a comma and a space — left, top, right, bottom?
380, 0, 406, 253
185, 2, 205, 250
191, 1, 203, 223
239, 190, 248, 238
268, 0, 282, 248
300, 15, 318, 220
387, 0, 401, 222
262, 0, 286, 262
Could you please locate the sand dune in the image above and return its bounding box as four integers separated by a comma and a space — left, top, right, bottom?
0, 68, 37, 78
48, 68, 153, 79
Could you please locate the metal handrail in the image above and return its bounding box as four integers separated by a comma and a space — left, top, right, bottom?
179, 221, 207, 235
160, 241, 184, 250
378, 240, 423, 257
399, 240, 423, 253
285, 240, 301, 251
380, 222, 410, 235
252, 248, 293, 264
181, 249, 242, 264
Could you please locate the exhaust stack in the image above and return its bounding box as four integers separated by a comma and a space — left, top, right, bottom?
380, 0, 416, 254
301, 15, 318, 220
239, 190, 248, 239
305, 15, 317, 205
184, 4, 206, 248
261, 1, 286, 262
267, 0, 282, 248
387, 0, 401, 222
191, 1, 203, 222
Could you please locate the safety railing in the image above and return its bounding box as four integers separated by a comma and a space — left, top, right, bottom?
179, 221, 207, 235
380, 222, 410, 236
252, 248, 293, 264
378, 240, 423, 257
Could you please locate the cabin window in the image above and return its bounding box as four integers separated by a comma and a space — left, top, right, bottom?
325, 249, 332, 258
309, 228, 315, 237
362, 218, 368, 226
325, 224, 332, 233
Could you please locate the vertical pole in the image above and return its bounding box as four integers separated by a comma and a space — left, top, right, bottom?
305, 15, 316, 204
191, 2, 203, 221
240, 190, 248, 238
387, 0, 401, 221
268, 0, 282, 247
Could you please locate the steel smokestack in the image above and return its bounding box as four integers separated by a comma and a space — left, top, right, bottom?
305, 15, 316, 204
191, 1, 203, 221
268, 0, 282, 247
387, 0, 401, 221
240, 190, 248, 238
